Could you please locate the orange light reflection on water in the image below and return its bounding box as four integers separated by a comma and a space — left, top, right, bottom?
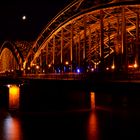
87, 111, 99, 140
3, 115, 23, 140
87, 92, 98, 140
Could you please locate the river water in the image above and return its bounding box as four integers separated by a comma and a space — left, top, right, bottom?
0, 106, 140, 140
0, 79, 140, 140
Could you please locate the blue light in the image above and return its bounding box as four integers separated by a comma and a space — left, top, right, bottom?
77, 68, 80, 73
64, 66, 66, 72
58, 69, 61, 73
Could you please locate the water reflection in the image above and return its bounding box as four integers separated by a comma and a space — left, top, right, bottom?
0, 107, 138, 140
87, 111, 99, 140
3, 114, 23, 140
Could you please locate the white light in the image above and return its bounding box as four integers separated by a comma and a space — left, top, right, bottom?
91, 68, 94, 72
27, 67, 30, 70
22, 15, 26, 20
106, 67, 109, 70
7, 85, 11, 88
36, 65, 39, 69
77, 69, 80, 73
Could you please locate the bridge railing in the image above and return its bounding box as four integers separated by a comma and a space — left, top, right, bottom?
2, 70, 140, 81
21, 73, 87, 80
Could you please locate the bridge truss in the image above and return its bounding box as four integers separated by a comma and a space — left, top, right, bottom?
0, 41, 32, 75
1, 0, 140, 75
24, 0, 140, 74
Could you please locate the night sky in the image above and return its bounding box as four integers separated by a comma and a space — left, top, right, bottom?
0, 0, 73, 43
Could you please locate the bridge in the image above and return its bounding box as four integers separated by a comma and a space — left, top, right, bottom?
0, 0, 140, 79
0, 0, 140, 112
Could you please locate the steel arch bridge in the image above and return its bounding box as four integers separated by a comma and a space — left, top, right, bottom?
1, 0, 140, 76
24, 0, 140, 74
0, 41, 24, 73
0, 41, 32, 75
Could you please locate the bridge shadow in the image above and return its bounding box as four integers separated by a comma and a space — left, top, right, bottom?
0, 86, 9, 110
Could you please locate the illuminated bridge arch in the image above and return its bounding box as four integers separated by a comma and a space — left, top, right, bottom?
25, 0, 140, 73
0, 41, 24, 73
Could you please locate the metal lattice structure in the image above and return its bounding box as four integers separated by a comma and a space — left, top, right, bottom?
0, 41, 30, 74
24, 0, 140, 74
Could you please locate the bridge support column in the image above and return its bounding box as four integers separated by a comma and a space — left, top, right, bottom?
61, 28, 64, 65
81, 17, 87, 72
136, 12, 139, 68
45, 43, 48, 73
83, 17, 86, 62
78, 35, 81, 69
88, 26, 92, 68
53, 36, 55, 72
70, 24, 73, 72
114, 15, 122, 72
40, 50, 43, 73
8, 85, 20, 111
100, 10, 105, 72
121, 7, 128, 73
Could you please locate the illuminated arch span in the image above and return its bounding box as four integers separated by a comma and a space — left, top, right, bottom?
25, 0, 140, 72
0, 41, 24, 72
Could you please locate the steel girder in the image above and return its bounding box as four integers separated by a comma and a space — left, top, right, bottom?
25, 2, 140, 73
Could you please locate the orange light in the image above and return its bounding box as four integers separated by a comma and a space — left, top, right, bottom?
111, 65, 115, 69
48, 64, 51, 68
36, 65, 39, 69
9, 85, 20, 110
134, 63, 138, 68
65, 61, 69, 65
27, 67, 30, 70
91, 92, 95, 109
87, 106, 99, 140
128, 63, 138, 68
128, 65, 133, 68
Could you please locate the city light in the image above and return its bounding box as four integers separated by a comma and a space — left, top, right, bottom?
36, 65, 39, 69
48, 64, 51, 68
128, 62, 138, 69
111, 65, 115, 70
27, 67, 30, 70
106, 67, 109, 71
91, 68, 94, 72
65, 61, 69, 65
134, 62, 138, 68
77, 68, 80, 73
22, 15, 26, 20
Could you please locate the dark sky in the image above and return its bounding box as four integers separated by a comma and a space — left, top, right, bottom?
0, 0, 74, 42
